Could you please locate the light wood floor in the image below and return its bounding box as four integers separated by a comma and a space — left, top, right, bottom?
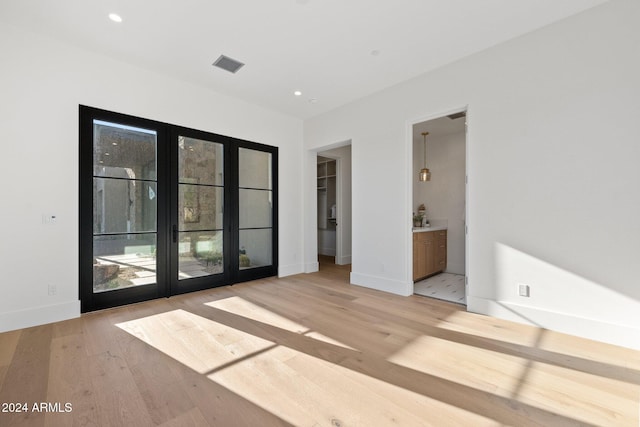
1, 263, 639, 426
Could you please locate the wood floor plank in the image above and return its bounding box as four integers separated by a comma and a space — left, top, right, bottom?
44, 333, 96, 427
0, 261, 638, 426
0, 330, 21, 388
86, 349, 155, 426
128, 352, 196, 425
157, 407, 210, 427
283, 348, 478, 427
51, 317, 83, 339
175, 360, 291, 426
0, 330, 21, 366
0, 366, 7, 392
0, 325, 53, 427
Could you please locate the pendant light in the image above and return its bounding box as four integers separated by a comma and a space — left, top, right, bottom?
419, 131, 431, 182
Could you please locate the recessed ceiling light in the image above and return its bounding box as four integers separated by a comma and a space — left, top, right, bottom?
294, 91, 302, 96
308, 98, 318, 104
109, 13, 123, 23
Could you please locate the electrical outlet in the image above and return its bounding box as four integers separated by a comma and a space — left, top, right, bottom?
518, 283, 530, 297
48, 284, 57, 296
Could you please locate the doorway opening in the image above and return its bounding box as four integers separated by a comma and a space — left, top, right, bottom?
411, 110, 467, 305
317, 156, 337, 259
315, 144, 352, 271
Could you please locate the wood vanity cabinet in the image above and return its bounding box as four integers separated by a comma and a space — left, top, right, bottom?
413, 230, 447, 281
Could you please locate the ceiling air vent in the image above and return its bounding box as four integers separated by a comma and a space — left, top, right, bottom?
212, 55, 245, 74
447, 111, 466, 120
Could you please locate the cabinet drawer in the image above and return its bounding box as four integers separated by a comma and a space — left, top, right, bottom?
414, 232, 435, 244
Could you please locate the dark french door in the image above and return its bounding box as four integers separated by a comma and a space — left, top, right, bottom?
79, 106, 277, 312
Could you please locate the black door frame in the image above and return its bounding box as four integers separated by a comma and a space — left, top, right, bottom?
79, 105, 278, 312
234, 138, 279, 285
167, 125, 233, 296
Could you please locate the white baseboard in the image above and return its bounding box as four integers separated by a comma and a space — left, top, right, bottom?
0, 300, 80, 333
350, 272, 413, 296
467, 296, 640, 351
278, 263, 305, 277
336, 255, 352, 265
304, 262, 319, 273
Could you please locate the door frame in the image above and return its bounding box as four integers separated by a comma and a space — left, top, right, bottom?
166, 125, 233, 296
405, 105, 470, 302
311, 141, 352, 269
79, 106, 170, 311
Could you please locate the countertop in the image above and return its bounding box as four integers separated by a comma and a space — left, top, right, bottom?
413, 225, 447, 233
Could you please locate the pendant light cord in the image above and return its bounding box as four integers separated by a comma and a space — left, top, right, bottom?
422, 132, 429, 167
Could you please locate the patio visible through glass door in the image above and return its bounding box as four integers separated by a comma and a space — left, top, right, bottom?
175, 135, 226, 285
92, 120, 158, 293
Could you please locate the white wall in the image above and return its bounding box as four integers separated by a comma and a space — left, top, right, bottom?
304, 0, 640, 349
413, 130, 466, 275
0, 24, 304, 332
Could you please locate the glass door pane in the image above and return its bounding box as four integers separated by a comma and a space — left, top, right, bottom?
92, 120, 158, 293
238, 148, 273, 270
177, 136, 224, 280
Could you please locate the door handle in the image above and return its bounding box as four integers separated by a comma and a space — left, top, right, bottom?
172, 225, 178, 243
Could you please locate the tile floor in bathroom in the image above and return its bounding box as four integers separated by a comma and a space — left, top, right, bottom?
414, 272, 466, 305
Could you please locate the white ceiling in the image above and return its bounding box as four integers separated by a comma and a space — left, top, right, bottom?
0, 0, 609, 119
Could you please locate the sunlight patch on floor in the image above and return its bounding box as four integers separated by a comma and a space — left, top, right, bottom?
388, 335, 523, 394
114, 303, 638, 426
115, 308, 498, 426
431, 310, 542, 348
207, 345, 500, 427
206, 296, 357, 350
434, 309, 636, 371
116, 309, 274, 375
206, 297, 307, 333
387, 334, 636, 426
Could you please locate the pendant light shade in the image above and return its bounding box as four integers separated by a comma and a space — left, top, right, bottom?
419, 132, 431, 182
419, 167, 431, 181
